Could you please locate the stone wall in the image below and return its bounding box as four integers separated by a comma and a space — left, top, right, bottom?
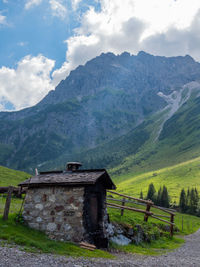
23, 186, 84, 242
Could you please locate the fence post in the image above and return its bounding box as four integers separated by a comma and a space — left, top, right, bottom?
170, 214, 174, 237
3, 186, 13, 221
144, 203, 151, 222
121, 198, 126, 216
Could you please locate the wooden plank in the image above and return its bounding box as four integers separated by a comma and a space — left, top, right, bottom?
107, 190, 153, 205
0, 186, 26, 195
121, 198, 125, 216
144, 204, 151, 222
0, 186, 16, 194
151, 215, 175, 225
106, 197, 146, 206
79, 242, 96, 251
152, 204, 176, 215
106, 202, 153, 215
79, 242, 96, 249
3, 186, 13, 221
153, 213, 171, 219
107, 205, 121, 210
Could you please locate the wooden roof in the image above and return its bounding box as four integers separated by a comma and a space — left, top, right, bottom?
19, 169, 116, 190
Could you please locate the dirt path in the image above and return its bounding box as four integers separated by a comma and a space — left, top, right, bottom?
1, 229, 200, 267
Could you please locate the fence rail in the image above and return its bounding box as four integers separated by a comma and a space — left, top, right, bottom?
0, 186, 26, 196
106, 190, 176, 236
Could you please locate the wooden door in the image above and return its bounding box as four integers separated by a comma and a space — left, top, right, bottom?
90, 194, 99, 230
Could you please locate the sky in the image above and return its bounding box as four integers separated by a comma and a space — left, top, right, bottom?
1, 0, 200, 111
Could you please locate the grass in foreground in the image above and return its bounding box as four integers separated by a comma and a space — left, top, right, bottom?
1, 198, 200, 256
0, 214, 114, 258
0, 211, 184, 257
110, 236, 184, 256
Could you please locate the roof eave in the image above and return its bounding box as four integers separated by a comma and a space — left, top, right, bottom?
19, 181, 97, 187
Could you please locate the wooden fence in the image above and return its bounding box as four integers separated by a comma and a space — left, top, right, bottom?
0, 186, 26, 197
1, 186, 175, 236
0, 186, 25, 220
106, 190, 176, 236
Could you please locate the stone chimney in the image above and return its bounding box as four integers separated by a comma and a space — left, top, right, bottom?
67, 162, 82, 171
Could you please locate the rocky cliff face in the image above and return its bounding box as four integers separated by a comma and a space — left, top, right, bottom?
1, 51, 200, 172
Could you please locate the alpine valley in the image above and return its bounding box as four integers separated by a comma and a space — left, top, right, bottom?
1, 51, 200, 176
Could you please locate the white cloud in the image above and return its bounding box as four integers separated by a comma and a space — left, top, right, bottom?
25, 0, 67, 19
25, 0, 43, 10
141, 9, 200, 61
0, 103, 4, 111
0, 55, 55, 110
0, 14, 7, 26
52, 0, 145, 84
71, 0, 82, 10
49, 0, 67, 19
4, 0, 200, 111
133, 0, 200, 39
17, 41, 28, 47
52, 0, 200, 85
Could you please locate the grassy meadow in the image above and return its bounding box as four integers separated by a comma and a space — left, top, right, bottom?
0, 165, 30, 187
1, 197, 200, 256
114, 156, 200, 204
1, 160, 200, 256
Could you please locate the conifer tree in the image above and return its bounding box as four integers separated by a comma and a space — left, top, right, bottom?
186, 188, 190, 211
146, 183, 156, 201
179, 188, 186, 212
195, 187, 199, 203
140, 190, 143, 199
160, 185, 170, 208
157, 187, 162, 206
196, 199, 200, 217
189, 188, 198, 215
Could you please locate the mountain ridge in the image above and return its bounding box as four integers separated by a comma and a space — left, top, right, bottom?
1, 51, 200, 174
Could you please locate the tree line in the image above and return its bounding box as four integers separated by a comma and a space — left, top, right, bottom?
140, 183, 170, 208
179, 188, 200, 216
140, 183, 200, 216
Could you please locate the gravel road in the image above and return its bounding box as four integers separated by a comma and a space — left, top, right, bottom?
1, 229, 200, 267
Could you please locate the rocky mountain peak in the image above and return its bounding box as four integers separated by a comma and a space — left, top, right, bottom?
1, 51, 200, 173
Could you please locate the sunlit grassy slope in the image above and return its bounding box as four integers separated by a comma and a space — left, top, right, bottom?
0, 165, 30, 187
115, 156, 200, 204
111, 97, 200, 175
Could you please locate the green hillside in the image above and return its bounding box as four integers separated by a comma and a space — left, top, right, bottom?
42, 93, 200, 182
0, 166, 30, 187
108, 93, 200, 176
115, 157, 200, 204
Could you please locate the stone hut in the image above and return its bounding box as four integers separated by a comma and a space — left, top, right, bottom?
19, 162, 116, 248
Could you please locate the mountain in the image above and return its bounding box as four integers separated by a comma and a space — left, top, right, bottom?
1, 51, 200, 174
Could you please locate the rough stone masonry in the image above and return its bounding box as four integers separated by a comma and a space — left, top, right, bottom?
23, 186, 85, 242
